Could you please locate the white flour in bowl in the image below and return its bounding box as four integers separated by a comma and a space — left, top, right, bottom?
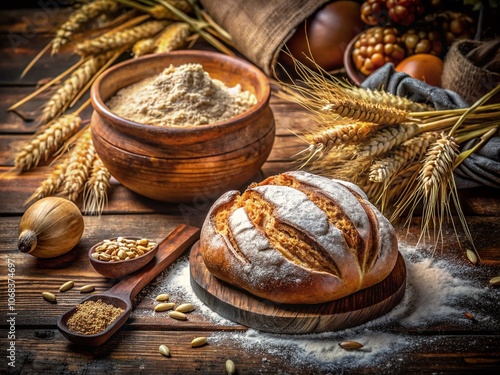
106, 63, 257, 127
145, 243, 500, 373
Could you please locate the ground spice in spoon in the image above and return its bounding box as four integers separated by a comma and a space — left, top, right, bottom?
66, 299, 124, 335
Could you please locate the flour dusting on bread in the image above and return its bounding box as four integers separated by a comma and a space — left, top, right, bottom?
200, 172, 398, 304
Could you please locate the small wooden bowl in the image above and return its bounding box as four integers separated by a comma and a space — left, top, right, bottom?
89, 237, 159, 279
91, 50, 275, 203
343, 34, 368, 86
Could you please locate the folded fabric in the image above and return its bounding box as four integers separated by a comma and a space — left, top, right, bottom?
362, 63, 500, 189
199, 0, 328, 76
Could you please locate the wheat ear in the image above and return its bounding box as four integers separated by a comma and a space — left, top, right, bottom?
51, 0, 121, 55
132, 38, 156, 57
41, 52, 113, 124
369, 132, 438, 182
343, 86, 434, 113
278, 58, 410, 125
154, 22, 191, 53
24, 155, 71, 205
393, 133, 462, 249
357, 123, 421, 157
75, 20, 169, 57
83, 156, 111, 215
60, 130, 96, 202
145, 1, 193, 20
14, 114, 81, 172
299, 121, 380, 164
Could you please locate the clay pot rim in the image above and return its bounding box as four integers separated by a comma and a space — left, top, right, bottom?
91, 50, 271, 135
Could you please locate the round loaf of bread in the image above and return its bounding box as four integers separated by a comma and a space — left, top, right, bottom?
199, 171, 398, 304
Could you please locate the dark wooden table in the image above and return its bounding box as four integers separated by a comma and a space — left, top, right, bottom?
1, 6, 499, 375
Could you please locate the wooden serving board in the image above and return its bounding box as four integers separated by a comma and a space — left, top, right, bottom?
189, 242, 406, 334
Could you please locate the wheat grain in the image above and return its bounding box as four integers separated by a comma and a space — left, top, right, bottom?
24, 155, 71, 205
148, 1, 193, 20
41, 53, 113, 123
83, 156, 111, 215
75, 20, 168, 57
278, 58, 410, 125
420, 134, 459, 195
322, 98, 409, 125
60, 130, 96, 202
345, 86, 434, 113
154, 22, 191, 53
51, 0, 121, 55
132, 38, 156, 57
369, 132, 438, 182
15, 114, 81, 172
357, 123, 420, 157
299, 121, 379, 164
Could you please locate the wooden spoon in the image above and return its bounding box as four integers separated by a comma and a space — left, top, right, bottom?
57, 224, 200, 347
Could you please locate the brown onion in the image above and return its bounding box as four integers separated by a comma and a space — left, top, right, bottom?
18, 197, 84, 258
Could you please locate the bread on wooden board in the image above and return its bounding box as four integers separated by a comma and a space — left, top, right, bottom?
199, 171, 399, 304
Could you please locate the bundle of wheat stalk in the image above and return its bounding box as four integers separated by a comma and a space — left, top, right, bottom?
279, 59, 500, 256
10, 0, 234, 215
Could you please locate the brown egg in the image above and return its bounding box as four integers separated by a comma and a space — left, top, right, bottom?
395, 53, 444, 87
281, 1, 365, 71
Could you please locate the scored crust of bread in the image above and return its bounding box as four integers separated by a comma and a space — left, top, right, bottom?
199, 171, 399, 304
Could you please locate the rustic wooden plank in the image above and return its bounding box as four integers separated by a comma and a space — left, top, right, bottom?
0, 87, 95, 134
0, 7, 72, 34
6, 329, 500, 374
0, 34, 80, 86
1, 214, 499, 327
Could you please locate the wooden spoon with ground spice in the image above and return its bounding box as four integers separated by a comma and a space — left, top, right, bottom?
57, 224, 200, 347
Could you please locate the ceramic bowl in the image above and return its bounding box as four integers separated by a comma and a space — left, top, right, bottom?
90, 50, 275, 203
89, 237, 159, 279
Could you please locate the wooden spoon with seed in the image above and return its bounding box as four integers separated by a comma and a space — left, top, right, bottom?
57, 224, 200, 347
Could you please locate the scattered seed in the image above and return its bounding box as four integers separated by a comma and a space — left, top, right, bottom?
59, 280, 74, 292
154, 302, 176, 312
79, 284, 95, 293
338, 341, 364, 351
489, 276, 500, 286
42, 292, 56, 303
466, 249, 478, 265
155, 294, 170, 302
464, 312, 476, 321
225, 359, 236, 374
168, 311, 187, 321
191, 336, 207, 348
159, 344, 170, 357
175, 303, 195, 313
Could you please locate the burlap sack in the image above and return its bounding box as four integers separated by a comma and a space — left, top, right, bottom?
441, 39, 500, 105
199, 0, 330, 76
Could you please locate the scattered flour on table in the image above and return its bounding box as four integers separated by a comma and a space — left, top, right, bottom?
106, 63, 257, 127
145, 244, 499, 373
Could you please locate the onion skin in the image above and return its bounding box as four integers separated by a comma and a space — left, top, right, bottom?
17, 197, 84, 258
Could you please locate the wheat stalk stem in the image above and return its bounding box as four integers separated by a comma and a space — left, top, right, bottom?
9, 58, 87, 112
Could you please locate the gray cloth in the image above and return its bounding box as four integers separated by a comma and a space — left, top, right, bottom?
361, 63, 500, 189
